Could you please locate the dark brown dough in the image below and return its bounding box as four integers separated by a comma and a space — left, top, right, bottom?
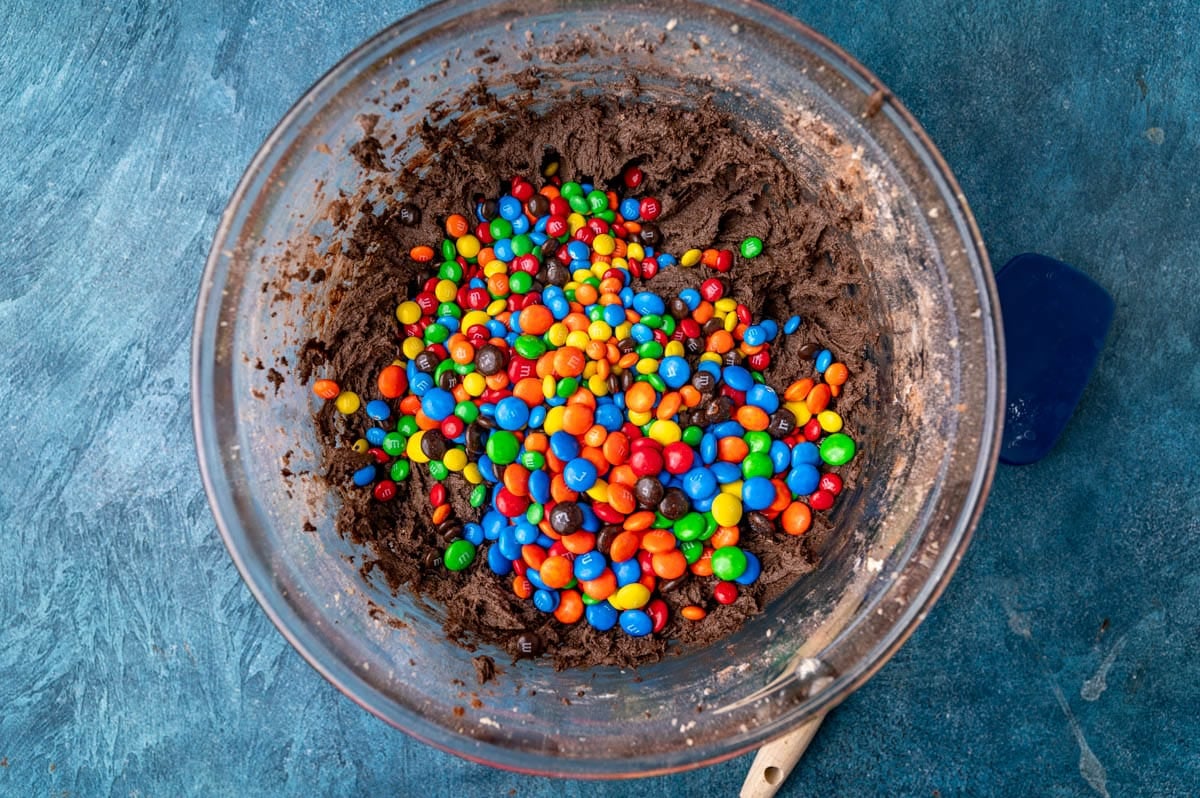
300, 96, 876, 671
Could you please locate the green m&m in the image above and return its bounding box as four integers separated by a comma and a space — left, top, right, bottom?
819, 433, 856, 466
711, 546, 748, 581
444, 540, 477, 571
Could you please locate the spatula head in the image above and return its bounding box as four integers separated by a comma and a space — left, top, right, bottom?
996, 253, 1114, 465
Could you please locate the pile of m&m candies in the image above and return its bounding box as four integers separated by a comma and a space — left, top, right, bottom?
311, 166, 857, 640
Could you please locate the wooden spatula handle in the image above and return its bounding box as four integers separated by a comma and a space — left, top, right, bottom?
738, 714, 825, 798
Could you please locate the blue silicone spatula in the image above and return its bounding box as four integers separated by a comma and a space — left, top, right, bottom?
741, 253, 1113, 798
995, 253, 1114, 464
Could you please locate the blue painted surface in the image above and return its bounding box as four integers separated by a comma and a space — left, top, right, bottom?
1, 1, 1197, 795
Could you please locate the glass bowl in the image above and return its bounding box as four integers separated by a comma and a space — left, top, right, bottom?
192, 0, 1003, 777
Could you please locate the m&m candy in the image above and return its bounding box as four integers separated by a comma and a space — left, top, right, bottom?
310, 166, 860, 644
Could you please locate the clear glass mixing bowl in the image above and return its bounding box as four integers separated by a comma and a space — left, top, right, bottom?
193, 0, 1003, 777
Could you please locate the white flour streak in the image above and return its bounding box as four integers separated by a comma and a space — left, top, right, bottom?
1052, 683, 1110, 798
1081, 635, 1127, 701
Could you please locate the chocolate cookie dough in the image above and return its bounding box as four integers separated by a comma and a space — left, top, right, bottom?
300, 95, 875, 670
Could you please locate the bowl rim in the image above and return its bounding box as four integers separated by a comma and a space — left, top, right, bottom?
192, 0, 1004, 777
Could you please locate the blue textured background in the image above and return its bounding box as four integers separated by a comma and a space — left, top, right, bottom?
2, 1, 1197, 795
